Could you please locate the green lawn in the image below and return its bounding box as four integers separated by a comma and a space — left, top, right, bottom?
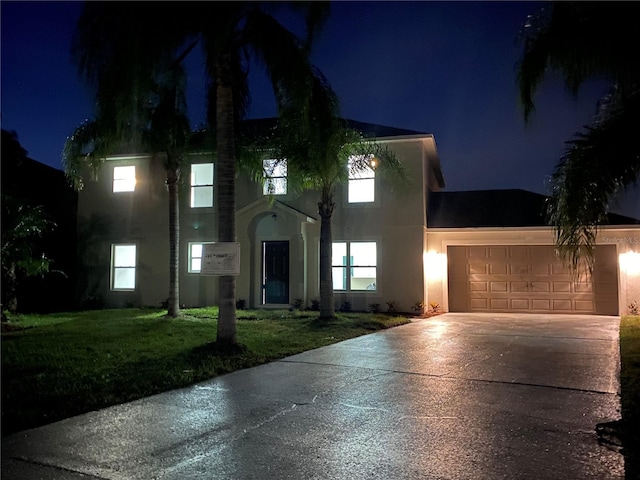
620, 314, 640, 479
1, 308, 410, 436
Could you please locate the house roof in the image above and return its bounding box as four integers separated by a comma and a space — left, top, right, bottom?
427, 189, 640, 228
342, 119, 428, 138
237, 117, 429, 140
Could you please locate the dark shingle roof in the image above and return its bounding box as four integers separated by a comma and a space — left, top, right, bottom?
189, 118, 431, 150
342, 119, 427, 138
427, 189, 639, 228
239, 117, 428, 139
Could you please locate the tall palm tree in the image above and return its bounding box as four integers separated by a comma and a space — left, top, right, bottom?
516, 1, 640, 271
274, 71, 411, 318
194, 2, 330, 346
66, 2, 330, 342
64, 3, 193, 317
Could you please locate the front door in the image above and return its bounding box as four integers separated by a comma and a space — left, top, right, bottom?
263, 241, 289, 304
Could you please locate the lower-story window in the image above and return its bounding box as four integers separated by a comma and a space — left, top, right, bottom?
332, 241, 377, 291
111, 244, 136, 290
188, 242, 214, 273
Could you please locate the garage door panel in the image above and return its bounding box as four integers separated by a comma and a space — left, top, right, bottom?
509, 264, 529, 275
468, 247, 488, 259
531, 282, 550, 292
531, 299, 551, 310
511, 281, 529, 292
447, 245, 618, 315
490, 264, 508, 274
531, 263, 551, 274
489, 298, 508, 309
470, 282, 488, 291
511, 299, 530, 310
551, 264, 572, 275
509, 246, 530, 259
575, 300, 595, 311
575, 282, 593, 293
469, 264, 488, 274
470, 298, 489, 309
490, 281, 508, 292
552, 299, 572, 311
553, 282, 571, 293
489, 247, 509, 258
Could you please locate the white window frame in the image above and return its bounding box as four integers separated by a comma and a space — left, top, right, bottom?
111, 244, 136, 290
188, 242, 215, 273
331, 241, 377, 292
113, 165, 136, 193
263, 158, 287, 195
190, 163, 214, 208
347, 155, 375, 203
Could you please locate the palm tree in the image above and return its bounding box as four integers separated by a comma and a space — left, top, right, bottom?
66, 2, 330, 343
516, 2, 640, 271
65, 3, 195, 317
194, 2, 330, 346
273, 72, 411, 318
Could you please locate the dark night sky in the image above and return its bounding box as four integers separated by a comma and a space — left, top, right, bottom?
1, 1, 638, 217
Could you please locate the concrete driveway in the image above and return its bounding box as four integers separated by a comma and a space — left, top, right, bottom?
1, 313, 624, 479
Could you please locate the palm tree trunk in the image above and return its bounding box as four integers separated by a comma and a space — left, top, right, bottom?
318, 186, 335, 319
215, 64, 237, 346
5, 263, 18, 314
167, 165, 180, 317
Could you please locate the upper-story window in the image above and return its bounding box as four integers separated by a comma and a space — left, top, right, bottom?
347, 155, 375, 203
263, 159, 287, 195
113, 166, 136, 192
191, 163, 214, 208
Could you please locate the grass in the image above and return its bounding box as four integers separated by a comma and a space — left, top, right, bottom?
1, 307, 410, 436
620, 314, 640, 479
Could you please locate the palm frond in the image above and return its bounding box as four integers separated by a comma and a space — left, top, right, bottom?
547, 91, 640, 271
517, 2, 640, 123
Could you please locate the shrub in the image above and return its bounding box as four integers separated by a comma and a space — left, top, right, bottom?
411, 301, 425, 313
386, 301, 398, 314
368, 303, 381, 313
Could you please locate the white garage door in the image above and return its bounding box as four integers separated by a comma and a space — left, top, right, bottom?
447, 245, 618, 315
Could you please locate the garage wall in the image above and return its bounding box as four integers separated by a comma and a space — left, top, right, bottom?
426, 226, 640, 316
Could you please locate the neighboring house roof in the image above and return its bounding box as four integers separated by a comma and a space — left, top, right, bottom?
427, 189, 640, 228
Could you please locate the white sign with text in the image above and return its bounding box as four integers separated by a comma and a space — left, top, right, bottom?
200, 242, 240, 276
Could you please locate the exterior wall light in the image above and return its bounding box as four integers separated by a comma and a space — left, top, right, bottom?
425, 251, 447, 280
620, 251, 640, 275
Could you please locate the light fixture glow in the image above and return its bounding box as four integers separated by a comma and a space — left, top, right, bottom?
425, 251, 447, 280
620, 251, 640, 275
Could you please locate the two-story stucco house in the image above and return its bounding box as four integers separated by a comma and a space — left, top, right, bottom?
76, 119, 444, 313
76, 119, 640, 315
